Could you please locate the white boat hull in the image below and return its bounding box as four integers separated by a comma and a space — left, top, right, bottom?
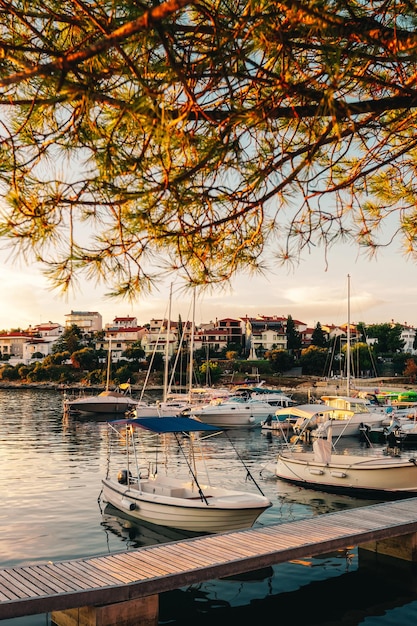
133, 400, 192, 418
313, 414, 385, 438
276, 450, 417, 497
191, 401, 275, 428
102, 475, 271, 533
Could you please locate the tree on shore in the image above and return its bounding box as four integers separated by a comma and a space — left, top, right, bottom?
1, 1, 417, 301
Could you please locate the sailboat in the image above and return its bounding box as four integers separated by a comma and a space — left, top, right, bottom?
309, 276, 387, 437
133, 287, 197, 418
64, 339, 137, 415
275, 275, 417, 499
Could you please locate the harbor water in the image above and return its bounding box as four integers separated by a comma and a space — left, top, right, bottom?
2, 388, 417, 625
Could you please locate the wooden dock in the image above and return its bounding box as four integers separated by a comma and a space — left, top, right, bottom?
2, 498, 417, 624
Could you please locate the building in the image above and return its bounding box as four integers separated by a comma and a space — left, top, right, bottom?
241, 315, 288, 357
97, 322, 148, 360
400, 325, 416, 355
22, 322, 65, 362
65, 311, 103, 333
0, 331, 32, 361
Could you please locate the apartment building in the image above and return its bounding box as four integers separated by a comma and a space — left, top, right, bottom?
65, 311, 103, 333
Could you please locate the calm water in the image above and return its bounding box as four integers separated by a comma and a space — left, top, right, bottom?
2, 388, 417, 625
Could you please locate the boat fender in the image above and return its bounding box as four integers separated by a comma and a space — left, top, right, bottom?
121, 497, 136, 511
118, 469, 132, 485
409, 458, 417, 465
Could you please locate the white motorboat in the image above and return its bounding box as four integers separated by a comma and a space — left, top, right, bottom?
64, 385, 137, 415
276, 421, 417, 498
293, 403, 385, 439
318, 394, 387, 436
131, 389, 230, 418
101, 416, 272, 532
232, 385, 295, 408
188, 397, 276, 428
132, 398, 192, 418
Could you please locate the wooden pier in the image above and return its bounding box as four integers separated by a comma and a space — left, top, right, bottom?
2, 498, 417, 625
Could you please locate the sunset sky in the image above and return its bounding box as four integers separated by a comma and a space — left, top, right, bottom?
2, 235, 416, 331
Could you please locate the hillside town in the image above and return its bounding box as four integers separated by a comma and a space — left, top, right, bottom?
0, 310, 416, 367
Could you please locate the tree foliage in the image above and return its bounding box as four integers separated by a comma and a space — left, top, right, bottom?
1, 1, 417, 301
365, 323, 405, 354
52, 324, 83, 354
299, 345, 328, 375
264, 348, 294, 373
311, 322, 327, 348
286, 315, 302, 355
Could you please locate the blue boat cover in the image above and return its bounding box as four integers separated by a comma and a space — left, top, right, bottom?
109, 416, 222, 433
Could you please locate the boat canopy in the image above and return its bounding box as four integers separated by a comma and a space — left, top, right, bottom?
274, 404, 353, 420
109, 416, 223, 434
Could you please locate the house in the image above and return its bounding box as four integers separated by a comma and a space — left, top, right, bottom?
65, 311, 103, 333
22, 322, 65, 362
240, 315, 288, 357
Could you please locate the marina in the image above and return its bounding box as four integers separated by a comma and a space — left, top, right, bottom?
2, 387, 417, 625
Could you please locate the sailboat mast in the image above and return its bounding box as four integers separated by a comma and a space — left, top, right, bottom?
188, 290, 196, 400
163, 283, 173, 404
346, 274, 351, 396
106, 337, 112, 391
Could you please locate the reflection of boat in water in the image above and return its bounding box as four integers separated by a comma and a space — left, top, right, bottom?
101, 503, 201, 548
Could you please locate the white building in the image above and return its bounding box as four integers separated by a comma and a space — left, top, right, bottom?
400, 325, 416, 354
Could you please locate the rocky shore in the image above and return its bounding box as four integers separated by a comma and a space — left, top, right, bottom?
0, 375, 413, 394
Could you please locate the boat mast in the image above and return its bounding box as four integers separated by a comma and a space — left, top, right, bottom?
346, 274, 351, 396
106, 337, 112, 391
188, 290, 196, 400
163, 283, 173, 404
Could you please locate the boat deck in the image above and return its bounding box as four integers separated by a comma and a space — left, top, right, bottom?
2, 498, 417, 620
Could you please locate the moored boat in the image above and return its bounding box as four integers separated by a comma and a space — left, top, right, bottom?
276, 424, 417, 498
187, 397, 276, 428
101, 416, 272, 532
64, 385, 137, 415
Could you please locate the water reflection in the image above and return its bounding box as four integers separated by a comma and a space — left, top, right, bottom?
100, 502, 203, 549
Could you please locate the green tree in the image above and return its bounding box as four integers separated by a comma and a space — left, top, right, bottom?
44, 351, 71, 365
286, 315, 302, 356
1, 2, 417, 300
365, 324, 405, 354
299, 346, 328, 376
264, 349, 294, 373
311, 323, 327, 348
122, 342, 146, 362
52, 325, 83, 355
349, 342, 375, 377
70, 347, 97, 370
199, 361, 222, 385
147, 352, 164, 372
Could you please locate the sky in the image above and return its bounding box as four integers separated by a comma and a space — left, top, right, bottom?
2, 236, 417, 331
